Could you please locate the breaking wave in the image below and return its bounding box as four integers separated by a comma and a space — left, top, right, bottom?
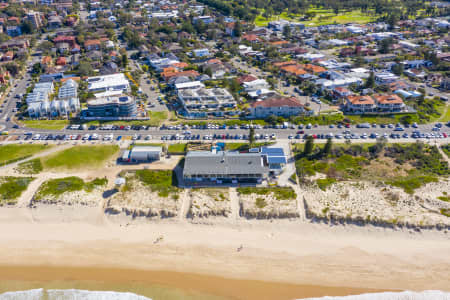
300, 290, 450, 300
0, 289, 152, 300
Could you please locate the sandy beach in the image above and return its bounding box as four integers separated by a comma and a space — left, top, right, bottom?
0, 206, 449, 299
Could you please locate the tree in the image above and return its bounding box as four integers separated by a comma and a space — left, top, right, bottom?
266, 115, 277, 125
391, 63, 403, 76
21, 21, 34, 34
303, 136, 314, 156
5, 63, 20, 77
77, 61, 94, 76
322, 138, 333, 156
38, 41, 54, 53
121, 54, 128, 69
365, 71, 375, 88
379, 38, 393, 54
282, 24, 291, 39
234, 21, 242, 37
249, 127, 255, 146
32, 63, 42, 75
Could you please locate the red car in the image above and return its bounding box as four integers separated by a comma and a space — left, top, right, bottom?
345, 123, 350, 128
443, 133, 447, 138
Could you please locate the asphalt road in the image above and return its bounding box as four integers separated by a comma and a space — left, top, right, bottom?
6, 122, 449, 142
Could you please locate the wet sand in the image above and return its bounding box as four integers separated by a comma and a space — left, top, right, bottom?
0, 207, 449, 299
0, 265, 382, 300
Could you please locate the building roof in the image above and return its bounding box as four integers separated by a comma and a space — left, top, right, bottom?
261, 147, 287, 165
87, 73, 129, 91
373, 94, 404, 105
251, 96, 303, 108
280, 65, 307, 76
183, 151, 268, 176
237, 74, 258, 84
347, 95, 375, 105
84, 39, 101, 47
130, 146, 163, 153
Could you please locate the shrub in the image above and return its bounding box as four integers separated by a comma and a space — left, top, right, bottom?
0, 177, 33, 205
35, 176, 107, 200
135, 170, 178, 197
386, 175, 438, 194
255, 197, 267, 208
16, 159, 43, 174
316, 178, 337, 191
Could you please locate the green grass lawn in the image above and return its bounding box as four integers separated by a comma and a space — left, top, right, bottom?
255, 8, 376, 27
42, 145, 119, 170
225, 142, 274, 151
134, 169, 178, 197
22, 120, 69, 130
0, 144, 50, 166
168, 143, 187, 153
0, 176, 34, 205
433, 104, 450, 122
85, 111, 168, 127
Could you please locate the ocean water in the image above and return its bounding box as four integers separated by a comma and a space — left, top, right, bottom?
0, 289, 152, 300
1, 289, 450, 300
301, 290, 450, 300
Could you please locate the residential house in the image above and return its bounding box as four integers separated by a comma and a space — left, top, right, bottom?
248, 96, 306, 118
48, 15, 63, 29
1, 51, 13, 61
84, 39, 101, 51
344, 95, 376, 113
0, 70, 10, 85
56, 56, 67, 66
373, 94, 405, 112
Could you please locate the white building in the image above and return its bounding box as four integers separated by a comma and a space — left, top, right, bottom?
87, 73, 130, 93
175, 81, 205, 90
375, 72, 399, 84
121, 146, 163, 163
178, 88, 236, 111
243, 79, 270, 92
249, 96, 307, 119
58, 79, 78, 99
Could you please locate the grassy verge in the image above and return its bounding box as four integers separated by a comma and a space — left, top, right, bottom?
135, 169, 178, 197
225, 142, 274, 151
0, 144, 50, 166
167, 143, 187, 154
84, 111, 168, 127
22, 120, 69, 130
16, 158, 43, 174
34, 176, 107, 201
0, 177, 34, 205
237, 187, 296, 200
42, 145, 119, 170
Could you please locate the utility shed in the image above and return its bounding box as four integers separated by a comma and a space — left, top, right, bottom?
121, 146, 162, 163
183, 151, 269, 184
